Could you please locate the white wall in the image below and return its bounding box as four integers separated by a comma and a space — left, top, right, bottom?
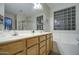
0, 3, 4, 16
49, 3, 79, 54
42, 4, 50, 32
0, 3, 4, 30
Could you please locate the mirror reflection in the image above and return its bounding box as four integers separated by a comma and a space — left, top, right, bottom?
5, 3, 46, 30
0, 3, 4, 30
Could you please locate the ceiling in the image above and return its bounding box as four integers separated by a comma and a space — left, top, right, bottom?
5, 3, 77, 16
5, 3, 43, 16
47, 3, 76, 10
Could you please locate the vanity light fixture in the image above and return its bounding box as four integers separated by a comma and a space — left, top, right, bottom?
33, 3, 42, 10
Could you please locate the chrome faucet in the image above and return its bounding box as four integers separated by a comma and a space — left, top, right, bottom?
32, 30, 35, 33
12, 30, 18, 36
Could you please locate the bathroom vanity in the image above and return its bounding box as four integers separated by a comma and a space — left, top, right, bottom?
0, 32, 53, 55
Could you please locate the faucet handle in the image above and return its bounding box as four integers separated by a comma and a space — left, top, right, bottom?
32, 30, 35, 33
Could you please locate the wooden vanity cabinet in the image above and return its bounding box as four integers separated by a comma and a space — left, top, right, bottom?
0, 33, 52, 55
0, 40, 26, 55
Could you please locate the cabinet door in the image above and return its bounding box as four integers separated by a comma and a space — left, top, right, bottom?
27, 45, 38, 55
40, 35, 46, 42
27, 37, 38, 48
0, 40, 26, 55
40, 41, 46, 48
40, 46, 46, 55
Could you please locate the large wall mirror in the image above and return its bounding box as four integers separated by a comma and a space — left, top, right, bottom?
0, 3, 49, 31
5, 3, 44, 30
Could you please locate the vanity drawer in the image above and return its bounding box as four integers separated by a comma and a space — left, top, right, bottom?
40, 35, 46, 42
27, 37, 38, 47
40, 46, 46, 55
40, 41, 46, 48
0, 40, 26, 55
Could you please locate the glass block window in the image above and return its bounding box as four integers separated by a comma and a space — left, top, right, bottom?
54, 6, 76, 30
37, 15, 43, 30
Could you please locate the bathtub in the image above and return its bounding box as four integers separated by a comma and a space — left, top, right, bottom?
57, 42, 79, 55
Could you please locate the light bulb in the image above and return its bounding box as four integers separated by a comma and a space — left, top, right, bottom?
33, 3, 42, 10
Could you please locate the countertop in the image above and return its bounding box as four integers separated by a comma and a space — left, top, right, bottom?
0, 32, 52, 44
